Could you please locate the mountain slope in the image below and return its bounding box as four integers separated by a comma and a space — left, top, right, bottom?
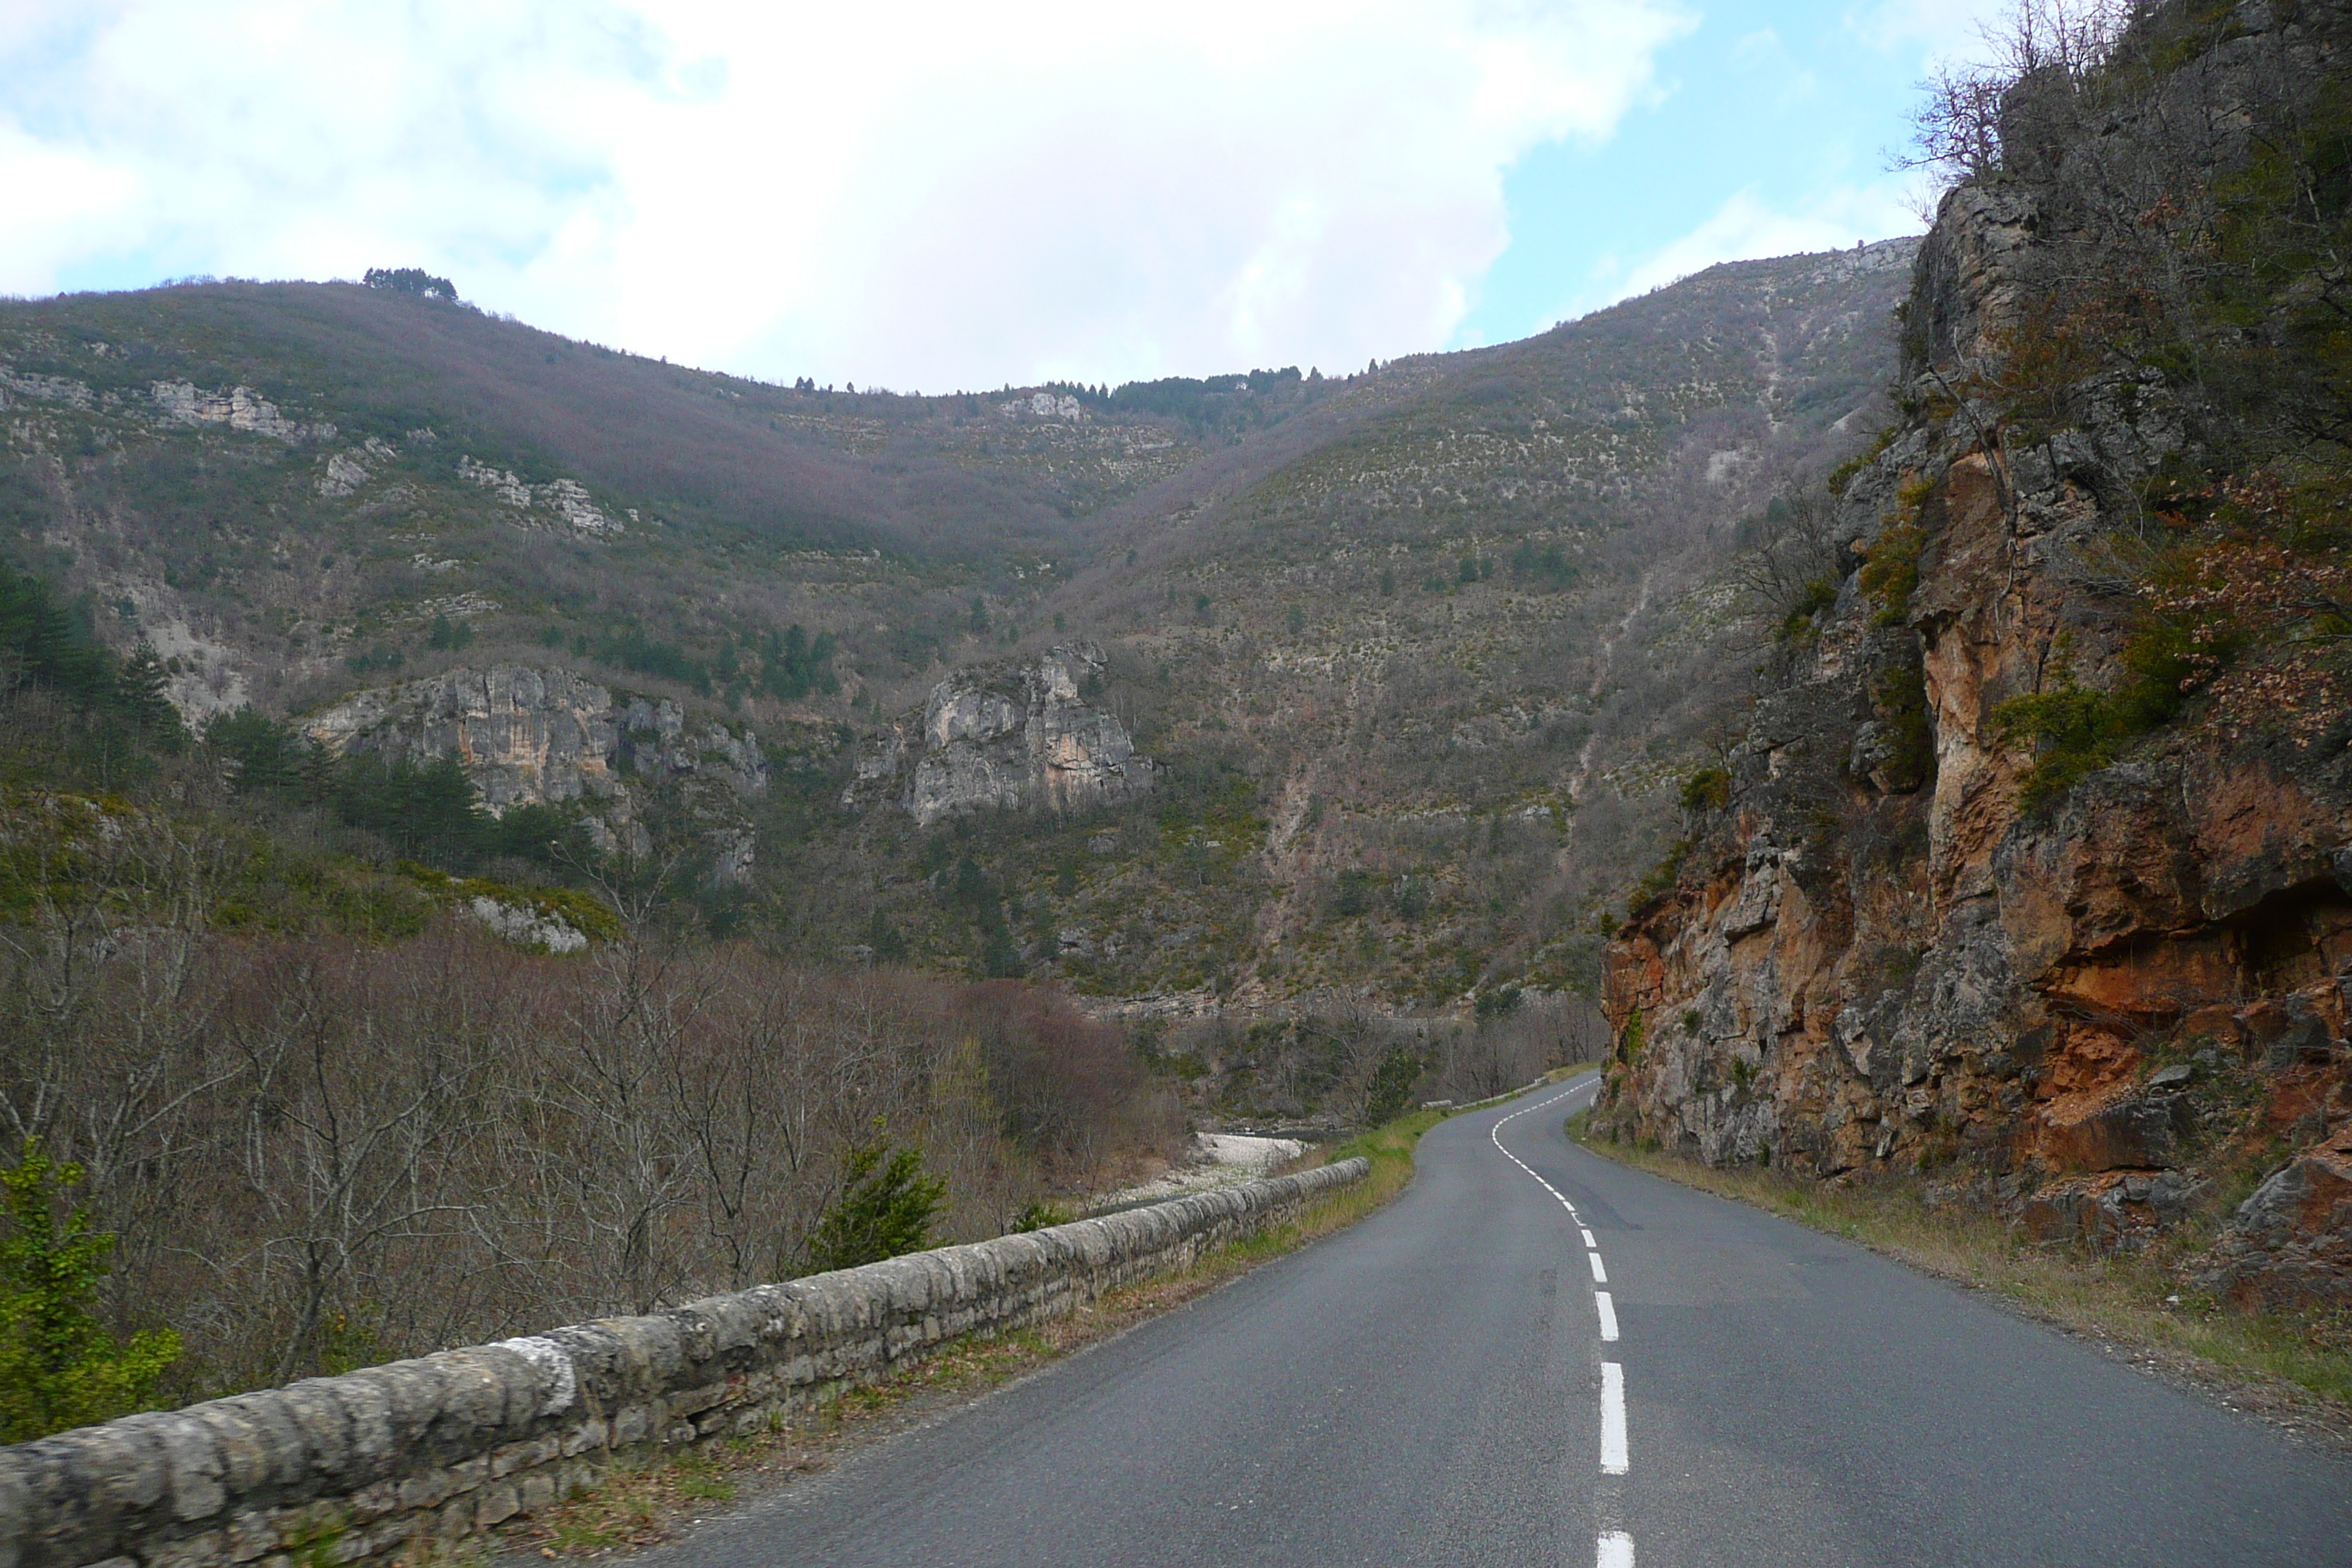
3, 238, 1918, 1125
0, 282, 1365, 724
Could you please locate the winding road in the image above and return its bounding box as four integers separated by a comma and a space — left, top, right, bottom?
638, 1076, 2352, 1567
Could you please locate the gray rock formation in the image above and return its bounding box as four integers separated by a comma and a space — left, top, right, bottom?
149, 379, 334, 442
308, 665, 768, 879
456, 456, 625, 535
848, 644, 1152, 826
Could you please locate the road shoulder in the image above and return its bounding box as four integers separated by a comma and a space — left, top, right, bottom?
1567, 1112, 2352, 1457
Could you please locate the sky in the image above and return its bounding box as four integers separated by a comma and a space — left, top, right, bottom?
0, 1, 2009, 393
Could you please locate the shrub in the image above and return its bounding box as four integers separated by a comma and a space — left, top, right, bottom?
1868, 661, 1936, 792
1008, 1200, 1072, 1234
1627, 840, 1691, 917
1678, 766, 1731, 813
1330, 870, 1377, 919
1826, 428, 1898, 495
865, 908, 908, 962
1509, 540, 1578, 587
761, 624, 838, 701
0, 1141, 181, 1443
805, 1139, 947, 1273
1618, 1008, 1645, 1066
1362, 1047, 1425, 1126
1474, 983, 1523, 1019
1859, 520, 1926, 626
1992, 622, 2235, 809
1774, 576, 1840, 645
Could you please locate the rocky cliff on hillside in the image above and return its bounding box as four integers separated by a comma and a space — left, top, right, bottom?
845, 644, 1151, 826
309, 664, 769, 878
1596, 0, 2352, 1311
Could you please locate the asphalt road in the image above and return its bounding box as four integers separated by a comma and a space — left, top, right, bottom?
638, 1077, 2352, 1567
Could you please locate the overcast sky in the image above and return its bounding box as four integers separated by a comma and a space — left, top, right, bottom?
1, 1, 2008, 393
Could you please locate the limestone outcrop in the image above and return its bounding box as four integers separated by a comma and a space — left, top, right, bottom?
846, 644, 1152, 826
456, 456, 624, 535
308, 665, 767, 878
1596, 1, 2352, 1307
150, 380, 335, 442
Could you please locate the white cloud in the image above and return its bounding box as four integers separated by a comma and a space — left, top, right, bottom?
0, 0, 1694, 389
1612, 178, 1929, 299
1844, 0, 2021, 72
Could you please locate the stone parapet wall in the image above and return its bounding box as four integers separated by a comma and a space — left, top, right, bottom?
0, 1158, 1367, 1568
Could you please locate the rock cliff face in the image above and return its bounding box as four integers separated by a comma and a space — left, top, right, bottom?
847, 644, 1152, 826
308, 665, 768, 878
1596, 2, 2352, 1310
150, 379, 335, 442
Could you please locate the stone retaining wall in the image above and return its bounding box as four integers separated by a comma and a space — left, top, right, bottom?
0, 1158, 1368, 1568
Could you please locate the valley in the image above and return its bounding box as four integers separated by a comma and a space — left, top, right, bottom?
3, 9, 2351, 1553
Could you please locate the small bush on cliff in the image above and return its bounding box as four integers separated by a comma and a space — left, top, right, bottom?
806, 1137, 948, 1273
1868, 661, 1937, 793
1994, 621, 2236, 808
1859, 518, 1926, 627
0, 1141, 181, 1443
1734, 484, 1846, 652
1827, 427, 1899, 495
1626, 840, 1690, 918
1774, 578, 1839, 647
1678, 767, 1731, 814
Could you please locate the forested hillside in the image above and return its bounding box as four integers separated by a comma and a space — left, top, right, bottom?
1, 233, 1921, 1111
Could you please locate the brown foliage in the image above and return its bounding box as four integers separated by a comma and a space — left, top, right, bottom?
0, 900, 1179, 1399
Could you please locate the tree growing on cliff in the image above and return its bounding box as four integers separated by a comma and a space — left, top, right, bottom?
1899, 0, 2132, 188
1731, 482, 1844, 653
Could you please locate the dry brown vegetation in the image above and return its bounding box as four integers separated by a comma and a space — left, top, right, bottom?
0, 856, 1179, 1398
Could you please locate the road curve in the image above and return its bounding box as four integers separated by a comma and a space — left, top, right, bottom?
634, 1078, 2352, 1567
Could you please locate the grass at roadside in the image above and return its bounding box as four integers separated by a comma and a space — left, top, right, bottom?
508, 1070, 1594, 1560
1569, 1109, 2352, 1434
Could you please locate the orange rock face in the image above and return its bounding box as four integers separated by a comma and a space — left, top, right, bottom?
1597, 146, 2352, 1305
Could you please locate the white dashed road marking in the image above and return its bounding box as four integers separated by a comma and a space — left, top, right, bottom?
1600, 1362, 1629, 1474
1487, 1077, 1635, 1568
